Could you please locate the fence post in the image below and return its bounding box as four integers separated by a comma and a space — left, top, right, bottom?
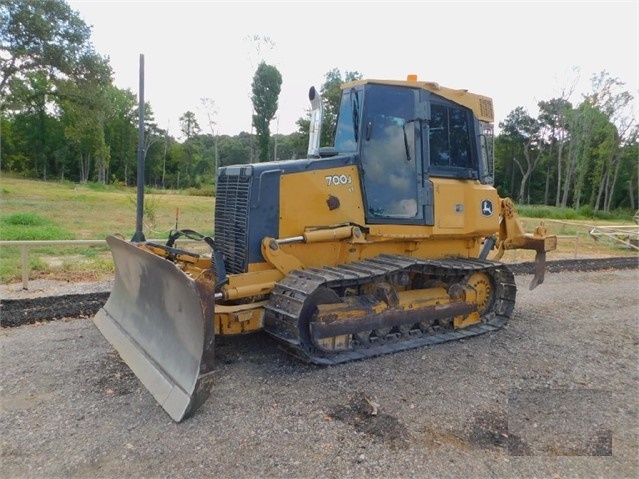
21, 245, 29, 290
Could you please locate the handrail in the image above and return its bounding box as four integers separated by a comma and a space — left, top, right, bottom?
0, 239, 203, 291
1, 240, 111, 247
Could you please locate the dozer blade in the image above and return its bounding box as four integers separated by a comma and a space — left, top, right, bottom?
94, 235, 215, 422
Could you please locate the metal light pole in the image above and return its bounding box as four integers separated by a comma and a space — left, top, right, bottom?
132, 53, 146, 242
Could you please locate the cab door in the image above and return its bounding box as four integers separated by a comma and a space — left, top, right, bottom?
360, 85, 425, 225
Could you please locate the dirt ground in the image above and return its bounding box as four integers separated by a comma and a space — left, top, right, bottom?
1, 269, 638, 478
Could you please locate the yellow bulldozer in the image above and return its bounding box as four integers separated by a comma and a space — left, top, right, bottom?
94, 75, 557, 422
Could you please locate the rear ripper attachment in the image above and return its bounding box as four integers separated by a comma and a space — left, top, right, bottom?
264, 256, 516, 365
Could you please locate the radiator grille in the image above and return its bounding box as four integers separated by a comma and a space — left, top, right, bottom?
214, 174, 251, 274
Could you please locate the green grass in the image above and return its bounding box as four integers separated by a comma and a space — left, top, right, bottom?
0, 176, 214, 282
0, 213, 75, 241
516, 204, 635, 222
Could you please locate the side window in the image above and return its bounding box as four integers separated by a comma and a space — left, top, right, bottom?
450, 109, 471, 167
334, 88, 360, 153
429, 103, 472, 168
429, 104, 449, 166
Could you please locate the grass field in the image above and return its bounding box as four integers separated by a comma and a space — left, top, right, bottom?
0, 177, 214, 283
0, 176, 636, 284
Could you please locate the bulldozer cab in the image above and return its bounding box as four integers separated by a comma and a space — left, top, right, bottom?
335, 79, 494, 226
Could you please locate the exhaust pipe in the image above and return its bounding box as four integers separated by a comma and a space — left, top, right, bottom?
307, 86, 323, 158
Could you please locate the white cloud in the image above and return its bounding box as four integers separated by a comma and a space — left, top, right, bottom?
68, 0, 638, 136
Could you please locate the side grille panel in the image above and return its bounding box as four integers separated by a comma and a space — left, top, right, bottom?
215, 174, 251, 274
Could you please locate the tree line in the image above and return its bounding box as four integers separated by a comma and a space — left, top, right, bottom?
1, 0, 637, 213
495, 72, 637, 213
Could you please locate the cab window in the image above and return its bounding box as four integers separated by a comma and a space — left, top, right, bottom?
429, 103, 472, 168
360, 86, 418, 220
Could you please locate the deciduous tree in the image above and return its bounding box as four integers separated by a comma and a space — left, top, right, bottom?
251, 61, 282, 162
499, 107, 546, 204
0, 0, 111, 107
585, 71, 638, 213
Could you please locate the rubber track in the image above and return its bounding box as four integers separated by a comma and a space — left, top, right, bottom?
263, 255, 516, 365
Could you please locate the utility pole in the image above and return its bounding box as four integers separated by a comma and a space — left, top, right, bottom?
162, 120, 169, 189
132, 53, 146, 243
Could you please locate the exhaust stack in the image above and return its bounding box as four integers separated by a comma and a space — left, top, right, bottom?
307, 86, 323, 158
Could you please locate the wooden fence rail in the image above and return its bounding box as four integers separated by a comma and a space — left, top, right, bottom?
0, 239, 201, 290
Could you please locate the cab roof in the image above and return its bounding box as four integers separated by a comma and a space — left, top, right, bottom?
342, 77, 494, 123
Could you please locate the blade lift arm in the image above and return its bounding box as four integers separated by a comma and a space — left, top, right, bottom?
261, 224, 366, 276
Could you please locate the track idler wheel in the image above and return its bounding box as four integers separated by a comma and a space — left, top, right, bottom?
463, 271, 495, 315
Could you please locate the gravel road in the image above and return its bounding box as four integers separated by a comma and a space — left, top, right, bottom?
1, 268, 638, 478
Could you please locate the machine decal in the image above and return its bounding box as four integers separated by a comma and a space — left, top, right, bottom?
325, 174, 353, 186
481, 199, 494, 217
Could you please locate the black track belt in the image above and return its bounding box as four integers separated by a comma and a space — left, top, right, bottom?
263, 255, 516, 365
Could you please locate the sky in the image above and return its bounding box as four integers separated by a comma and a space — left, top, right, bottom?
66, 0, 639, 138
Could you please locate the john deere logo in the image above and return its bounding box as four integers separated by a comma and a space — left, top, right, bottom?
481, 199, 493, 217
